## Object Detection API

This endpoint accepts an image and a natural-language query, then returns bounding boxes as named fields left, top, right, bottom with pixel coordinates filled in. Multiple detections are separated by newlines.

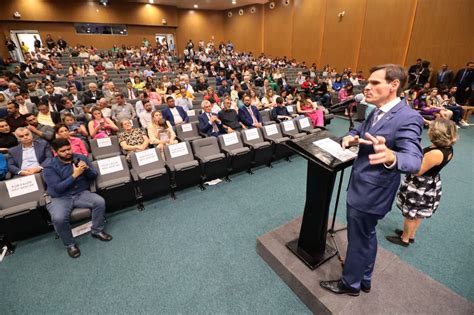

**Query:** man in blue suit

left=161, top=96, right=189, bottom=127
left=198, top=100, right=227, bottom=137
left=8, top=127, right=53, bottom=176
left=320, top=64, right=423, bottom=296
left=238, top=95, right=263, bottom=129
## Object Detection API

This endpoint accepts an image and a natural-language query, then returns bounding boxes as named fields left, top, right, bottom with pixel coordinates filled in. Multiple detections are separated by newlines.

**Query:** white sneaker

left=460, top=121, right=469, bottom=127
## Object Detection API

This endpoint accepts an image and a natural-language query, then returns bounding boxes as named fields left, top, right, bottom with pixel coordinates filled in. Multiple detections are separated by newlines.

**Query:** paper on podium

left=313, top=138, right=357, bottom=162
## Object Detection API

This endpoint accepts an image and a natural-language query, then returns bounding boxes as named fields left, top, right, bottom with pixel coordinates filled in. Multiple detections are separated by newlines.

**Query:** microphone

left=330, top=93, right=365, bottom=112
left=73, top=158, right=80, bottom=167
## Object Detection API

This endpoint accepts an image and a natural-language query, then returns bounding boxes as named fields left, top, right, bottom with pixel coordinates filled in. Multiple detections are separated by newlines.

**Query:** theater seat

left=259, top=109, right=276, bottom=126
left=164, top=142, right=202, bottom=194
left=191, top=137, right=228, bottom=182
left=296, top=117, right=324, bottom=134
left=241, top=128, right=273, bottom=168
left=91, top=155, right=135, bottom=211
left=261, top=124, right=292, bottom=161
left=280, top=120, right=307, bottom=139
left=89, top=135, right=122, bottom=160
left=218, top=132, right=253, bottom=175
left=129, top=148, right=170, bottom=201
left=0, top=174, right=45, bottom=219
left=176, top=122, right=202, bottom=141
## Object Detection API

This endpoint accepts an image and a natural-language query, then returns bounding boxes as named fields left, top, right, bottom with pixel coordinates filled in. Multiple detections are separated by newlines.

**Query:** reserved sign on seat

left=168, top=142, right=189, bottom=158
left=245, top=128, right=259, bottom=141
left=96, top=137, right=112, bottom=148
left=5, top=175, right=39, bottom=198
left=135, top=148, right=159, bottom=166
left=97, top=156, right=124, bottom=175
left=222, top=132, right=239, bottom=146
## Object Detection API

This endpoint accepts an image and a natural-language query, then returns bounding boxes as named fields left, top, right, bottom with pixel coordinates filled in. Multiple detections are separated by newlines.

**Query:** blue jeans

left=47, top=190, right=106, bottom=247
left=342, top=206, right=384, bottom=290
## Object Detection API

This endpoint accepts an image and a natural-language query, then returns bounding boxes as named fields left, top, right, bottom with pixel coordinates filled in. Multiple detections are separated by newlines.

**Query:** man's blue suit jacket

left=346, top=99, right=423, bottom=216
left=198, top=112, right=226, bottom=137
left=8, top=140, right=53, bottom=175
left=238, top=105, right=262, bottom=128
left=161, top=106, right=189, bottom=126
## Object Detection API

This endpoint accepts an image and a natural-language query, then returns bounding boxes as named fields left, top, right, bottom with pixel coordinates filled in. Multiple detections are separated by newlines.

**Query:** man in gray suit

left=59, top=98, right=86, bottom=122
left=24, top=113, right=54, bottom=142
left=435, top=64, right=454, bottom=90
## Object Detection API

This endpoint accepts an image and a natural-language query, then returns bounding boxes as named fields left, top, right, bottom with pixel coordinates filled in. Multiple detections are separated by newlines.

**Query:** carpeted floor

left=1, top=117, right=472, bottom=314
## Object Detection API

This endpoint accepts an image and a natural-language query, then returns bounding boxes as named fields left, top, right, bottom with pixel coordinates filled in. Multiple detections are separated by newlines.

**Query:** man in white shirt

left=139, top=100, right=153, bottom=129
left=349, top=73, right=360, bottom=86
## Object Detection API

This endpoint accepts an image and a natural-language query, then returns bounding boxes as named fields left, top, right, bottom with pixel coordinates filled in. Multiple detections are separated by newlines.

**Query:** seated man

left=59, top=97, right=86, bottom=122
left=270, top=97, right=298, bottom=122
left=111, top=94, right=136, bottom=123
left=83, top=82, right=104, bottom=105
left=24, top=113, right=54, bottom=142
left=238, top=95, right=263, bottom=129
left=5, top=102, right=28, bottom=132
left=161, top=96, right=189, bottom=127
left=8, top=127, right=52, bottom=176
left=218, top=97, right=245, bottom=132
left=43, top=138, right=112, bottom=258
left=199, top=100, right=227, bottom=137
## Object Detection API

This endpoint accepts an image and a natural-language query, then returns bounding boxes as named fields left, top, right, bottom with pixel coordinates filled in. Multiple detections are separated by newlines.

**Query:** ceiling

left=103, top=0, right=269, bottom=10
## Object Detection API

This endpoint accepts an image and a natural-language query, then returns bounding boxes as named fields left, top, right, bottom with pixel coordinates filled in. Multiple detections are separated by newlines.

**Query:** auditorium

left=0, top=0, right=473, bottom=313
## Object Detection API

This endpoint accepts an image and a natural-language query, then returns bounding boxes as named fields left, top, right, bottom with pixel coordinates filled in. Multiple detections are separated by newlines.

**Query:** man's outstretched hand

left=358, top=132, right=396, bottom=166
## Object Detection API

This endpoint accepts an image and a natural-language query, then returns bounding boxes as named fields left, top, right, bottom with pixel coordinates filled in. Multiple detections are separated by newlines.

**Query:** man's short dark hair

left=276, top=97, right=283, bottom=104
left=51, top=138, right=70, bottom=151
left=115, top=93, right=124, bottom=99
left=166, top=96, right=174, bottom=102
left=24, top=113, right=34, bottom=119
left=61, top=97, right=70, bottom=105
left=369, top=64, right=407, bottom=96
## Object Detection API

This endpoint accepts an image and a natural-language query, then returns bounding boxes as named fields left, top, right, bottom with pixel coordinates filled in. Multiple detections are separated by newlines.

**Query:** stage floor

left=257, top=217, right=473, bottom=314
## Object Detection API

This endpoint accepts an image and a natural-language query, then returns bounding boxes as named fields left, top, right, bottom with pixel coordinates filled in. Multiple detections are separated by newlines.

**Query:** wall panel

left=291, top=0, right=326, bottom=65
left=319, top=0, right=367, bottom=71
left=405, top=0, right=474, bottom=74
left=223, top=5, right=264, bottom=55
left=176, top=9, right=224, bottom=57
left=357, top=0, right=416, bottom=74
left=263, top=2, right=294, bottom=58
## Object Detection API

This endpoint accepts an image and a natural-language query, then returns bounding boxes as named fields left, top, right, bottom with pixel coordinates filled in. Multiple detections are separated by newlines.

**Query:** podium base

left=286, top=239, right=337, bottom=270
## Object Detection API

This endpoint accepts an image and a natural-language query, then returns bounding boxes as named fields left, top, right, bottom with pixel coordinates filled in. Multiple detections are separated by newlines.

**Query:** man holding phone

left=43, top=138, right=112, bottom=258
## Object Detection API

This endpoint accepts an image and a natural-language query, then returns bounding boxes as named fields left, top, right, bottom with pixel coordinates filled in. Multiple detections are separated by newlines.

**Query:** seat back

left=129, top=148, right=166, bottom=177
left=191, top=137, right=221, bottom=158
left=89, top=135, right=121, bottom=160
left=280, top=120, right=299, bottom=136
left=0, top=174, right=45, bottom=218
left=260, top=109, right=275, bottom=125
left=186, top=109, right=199, bottom=122
left=286, top=105, right=296, bottom=115
left=218, top=132, right=244, bottom=152
left=241, top=128, right=265, bottom=145
left=296, top=117, right=314, bottom=133
left=176, top=122, right=200, bottom=141
left=92, top=155, right=131, bottom=190
left=262, top=123, right=285, bottom=141
left=164, top=142, right=195, bottom=168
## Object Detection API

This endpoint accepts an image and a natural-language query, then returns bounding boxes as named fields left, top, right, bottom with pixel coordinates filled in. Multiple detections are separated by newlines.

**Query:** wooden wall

left=1, top=0, right=473, bottom=75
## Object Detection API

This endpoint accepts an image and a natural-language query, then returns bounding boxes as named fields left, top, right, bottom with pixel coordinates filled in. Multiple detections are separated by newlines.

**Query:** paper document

left=313, top=138, right=357, bottom=162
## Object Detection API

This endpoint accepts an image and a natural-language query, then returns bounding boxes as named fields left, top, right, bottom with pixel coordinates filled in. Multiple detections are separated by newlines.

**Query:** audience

left=24, top=113, right=54, bottom=142
left=54, top=124, right=88, bottom=156
left=161, top=96, right=189, bottom=127
left=118, top=118, right=150, bottom=156
left=37, top=102, right=61, bottom=127
left=147, top=110, right=177, bottom=155
left=199, top=100, right=227, bottom=137
left=88, top=106, right=118, bottom=139
left=0, top=118, right=18, bottom=153
left=5, top=102, right=28, bottom=131
left=218, top=97, right=245, bottom=132
left=239, top=95, right=263, bottom=129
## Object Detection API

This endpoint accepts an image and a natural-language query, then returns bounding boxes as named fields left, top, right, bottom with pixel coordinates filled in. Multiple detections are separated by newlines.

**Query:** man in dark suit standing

left=435, top=64, right=453, bottom=90
left=8, top=127, right=52, bottom=176
left=454, top=61, right=474, bottom=105
left=238, top=95, right=263, bottom=129
left=320, top=64, right=423, bottom=296
left=161, top=96, right=189, bottom=127
left=199, top=100, right=227, bottom=137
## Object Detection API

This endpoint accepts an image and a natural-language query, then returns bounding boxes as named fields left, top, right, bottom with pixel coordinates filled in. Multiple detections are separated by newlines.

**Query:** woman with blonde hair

left=387, top=119, right=458, bottom=247
left=147, top=110, right=177, bottom=156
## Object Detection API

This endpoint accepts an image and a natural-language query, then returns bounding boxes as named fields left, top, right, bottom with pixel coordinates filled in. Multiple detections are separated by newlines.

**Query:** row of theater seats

left=0, top=117, right=322, bottom=242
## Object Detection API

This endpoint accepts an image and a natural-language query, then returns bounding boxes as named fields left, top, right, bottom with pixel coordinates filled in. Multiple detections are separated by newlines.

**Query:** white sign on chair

left=168, top=142, right=189, bottom=158
left=300, top=118, right=311, bottom=129
left=135, top=148, right=159, bottom=166
left=181, top=123, right=193, bottom=132
left=222, top=132, right=239, bottom=146
left=5, top=175, right=39, bottom=198
left=96, top=137, right=112, bottom=148
left=264, top=124, right=278, bottom=136
left=97, top=156, right=124, bottom=175
left=245, top=128, right=259, bottom=141
left=282, top=120, right=295, bottom=131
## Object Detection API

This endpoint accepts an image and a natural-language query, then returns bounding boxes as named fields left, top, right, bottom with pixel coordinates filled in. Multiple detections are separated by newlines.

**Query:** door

left=10, top=30, right=42, bottom=62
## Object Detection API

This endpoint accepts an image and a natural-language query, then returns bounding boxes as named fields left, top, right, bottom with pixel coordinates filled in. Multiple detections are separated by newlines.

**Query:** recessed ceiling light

left=232, top=0, right=237, bottom=4
left=194, top=4, right=198, bottom=8
left=149, top=0, right=154, bottom=3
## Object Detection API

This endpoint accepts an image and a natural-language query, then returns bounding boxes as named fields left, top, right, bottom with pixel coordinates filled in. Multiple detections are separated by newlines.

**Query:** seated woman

left=261, top=89, right=278, bottom=109
left=87, top=106, right=119, bottom=139
left=145, top=86, right=162, bottom=107
left=332, top=76, right=343, bottom=92
left=296, top=93, right=324, bottom=127
left=425, top=88, right=453, bottom=120
left=54, top=123, right=88, bottom=156
left=133, top=76, right=145, bottom=92
left=63, top=113, right=89, bottom=141
left=338, top=83, right=355, bottom=116
left=249, top=89, right=262, bottom=109
left=118, top=119, right=150, bottom=156
left=147, top=110, right=178, bottom=156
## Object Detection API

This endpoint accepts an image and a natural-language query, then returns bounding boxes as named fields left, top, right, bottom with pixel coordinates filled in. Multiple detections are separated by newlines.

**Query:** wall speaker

left=269, top=2, right=275, bottom=9
left=250, top=6, right=256, bottom=14
left=282, top=0, right=290, bottom=6
left=228, top=11, right=233, bottom=18
left=238, top=9, right=244, bottom=15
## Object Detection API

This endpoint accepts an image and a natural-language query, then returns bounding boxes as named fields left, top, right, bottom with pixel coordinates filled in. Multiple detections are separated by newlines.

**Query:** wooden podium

left=284, top=131, right=357, bottom=269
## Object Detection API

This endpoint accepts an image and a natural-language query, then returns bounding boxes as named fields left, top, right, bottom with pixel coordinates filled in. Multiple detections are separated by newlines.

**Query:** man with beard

left=43, top=138, right=112, bottom=258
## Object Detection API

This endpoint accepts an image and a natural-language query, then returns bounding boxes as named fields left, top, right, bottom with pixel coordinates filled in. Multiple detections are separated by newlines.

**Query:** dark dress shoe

left=361, top=282, right=371, bottom=293
left=91, top=231, right=113, bottom=241
left=386, top=235, right=409, bottom=247
left=395, top=229, right=415, bottom=243
left=320, top=280, right=360, bottom=296
left=67, top=245, right=81, bottom=258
